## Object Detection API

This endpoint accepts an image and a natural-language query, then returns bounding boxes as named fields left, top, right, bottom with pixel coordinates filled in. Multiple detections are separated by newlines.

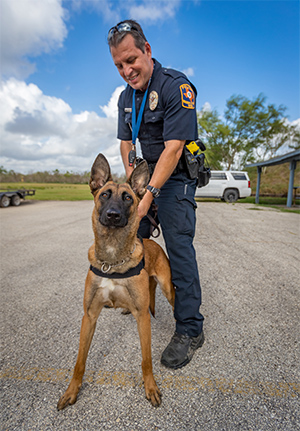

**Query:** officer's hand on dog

left=138, top=191, right=153, bottom=219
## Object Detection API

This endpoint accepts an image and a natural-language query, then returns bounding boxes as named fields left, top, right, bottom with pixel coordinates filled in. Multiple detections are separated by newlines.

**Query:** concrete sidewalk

left=0, top=201, right=299, bottom=430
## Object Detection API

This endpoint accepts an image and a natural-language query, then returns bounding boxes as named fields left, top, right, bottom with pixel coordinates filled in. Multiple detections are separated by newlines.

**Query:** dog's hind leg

left=155, top=257, right=175, bottom=309
left=145, top=240, right=175, bottom=309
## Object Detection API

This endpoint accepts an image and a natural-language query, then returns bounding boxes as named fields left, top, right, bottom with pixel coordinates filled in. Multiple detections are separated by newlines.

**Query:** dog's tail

left=149, top=277, right=157, bottom=317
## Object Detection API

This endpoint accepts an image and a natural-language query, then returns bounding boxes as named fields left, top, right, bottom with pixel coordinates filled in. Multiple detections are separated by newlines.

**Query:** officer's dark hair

left=108, top=20, right=147, bottom=53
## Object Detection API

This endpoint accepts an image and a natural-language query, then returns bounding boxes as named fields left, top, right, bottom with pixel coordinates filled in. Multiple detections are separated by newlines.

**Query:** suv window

left=231, top=173, right=247, bottom=180
left=211, top=172, right=227, bottom=180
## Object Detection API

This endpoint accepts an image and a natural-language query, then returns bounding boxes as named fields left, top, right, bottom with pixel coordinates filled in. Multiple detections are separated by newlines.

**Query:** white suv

left=195, top=171, right=251, bottom=202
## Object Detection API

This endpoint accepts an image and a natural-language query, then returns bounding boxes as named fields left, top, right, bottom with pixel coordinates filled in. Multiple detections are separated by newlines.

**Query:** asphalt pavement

left=0, top=200, right=299, bottom=431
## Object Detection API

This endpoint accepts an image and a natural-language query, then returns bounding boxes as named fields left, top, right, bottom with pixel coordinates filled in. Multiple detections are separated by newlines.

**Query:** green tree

left=197, top=109, right=228, bottom=170
left=198, top=94, right=300, bottom=170
left=0, top=166, right=8, bottom=174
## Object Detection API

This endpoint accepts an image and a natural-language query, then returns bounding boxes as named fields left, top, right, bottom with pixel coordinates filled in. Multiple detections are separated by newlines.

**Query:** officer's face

left=110, top=34, right=153, bottom=91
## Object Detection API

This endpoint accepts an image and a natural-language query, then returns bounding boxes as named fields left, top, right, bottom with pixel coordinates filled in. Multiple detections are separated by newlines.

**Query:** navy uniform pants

left=138, top=172, right=204, bottom=337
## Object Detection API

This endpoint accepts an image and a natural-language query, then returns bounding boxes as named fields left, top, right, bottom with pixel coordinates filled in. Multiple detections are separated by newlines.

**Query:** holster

left=182, top=145, right=211, bottom=188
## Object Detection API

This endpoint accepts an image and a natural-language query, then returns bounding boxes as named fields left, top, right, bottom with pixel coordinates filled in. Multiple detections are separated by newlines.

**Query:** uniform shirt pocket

left=125, top=112, right=132, bottom=126
left=143, top=110, right=164, bottom=139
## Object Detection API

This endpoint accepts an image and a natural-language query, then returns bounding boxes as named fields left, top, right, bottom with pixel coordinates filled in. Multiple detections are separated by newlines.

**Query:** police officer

left=108, top=20, right=204, bottom=369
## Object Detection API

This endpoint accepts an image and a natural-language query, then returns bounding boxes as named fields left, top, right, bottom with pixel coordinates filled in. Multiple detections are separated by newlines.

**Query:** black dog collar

left=90, top=257, right=145, bottom=279
left=89, top=235, right=145, bottom=279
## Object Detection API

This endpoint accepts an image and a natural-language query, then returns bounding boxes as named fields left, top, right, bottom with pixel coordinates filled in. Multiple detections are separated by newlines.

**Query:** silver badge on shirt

left=149, top=91, right=159, bottom=111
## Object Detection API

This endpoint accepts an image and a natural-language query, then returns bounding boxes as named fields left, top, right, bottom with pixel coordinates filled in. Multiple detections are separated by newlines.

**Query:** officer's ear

left=128, top=160, right=150, bottom=199
left=144, top=42, right=152, bottom=58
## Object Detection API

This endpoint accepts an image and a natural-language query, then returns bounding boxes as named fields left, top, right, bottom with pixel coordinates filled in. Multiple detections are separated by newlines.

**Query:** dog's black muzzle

left=99, top=206, right=128, bottom=228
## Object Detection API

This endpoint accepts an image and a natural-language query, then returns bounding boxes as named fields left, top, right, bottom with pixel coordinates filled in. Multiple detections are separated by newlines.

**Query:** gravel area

left=0, top=200, right=299, bottom=430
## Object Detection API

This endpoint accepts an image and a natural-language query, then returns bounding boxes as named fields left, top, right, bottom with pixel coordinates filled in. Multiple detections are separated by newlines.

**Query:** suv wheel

left=224, top=189, right=238, bottom=203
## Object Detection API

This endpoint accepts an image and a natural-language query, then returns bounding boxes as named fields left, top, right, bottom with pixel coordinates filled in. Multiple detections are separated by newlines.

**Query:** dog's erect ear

left=128, top=160, right=150, bottom=199
left=89, top=154, right=113, bottom=195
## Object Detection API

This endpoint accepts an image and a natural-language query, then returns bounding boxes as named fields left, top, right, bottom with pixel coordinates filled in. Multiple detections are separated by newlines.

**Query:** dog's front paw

left=57, top=385, right=80, bottom=410
left=145, top=384, right=162, bottom=407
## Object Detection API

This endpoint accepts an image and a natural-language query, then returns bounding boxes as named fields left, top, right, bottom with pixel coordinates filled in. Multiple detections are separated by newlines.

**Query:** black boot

left=161, top=331, right=204, bottom=369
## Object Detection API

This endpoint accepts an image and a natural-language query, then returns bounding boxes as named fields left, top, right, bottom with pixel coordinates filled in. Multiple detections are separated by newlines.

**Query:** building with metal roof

left=246, top=149, right=300, bottom=207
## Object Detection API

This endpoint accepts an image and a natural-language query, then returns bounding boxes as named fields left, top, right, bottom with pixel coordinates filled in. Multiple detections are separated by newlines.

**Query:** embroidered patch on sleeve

left=180, top=84, right=195, bottom=109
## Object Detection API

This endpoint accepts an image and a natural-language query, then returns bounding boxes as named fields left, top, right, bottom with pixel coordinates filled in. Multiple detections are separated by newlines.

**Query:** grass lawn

left=1, top=183, right=299, bottom=213
left=196, top=196, right=300, bottom=213
left=0, top=183, right=93, bottom=201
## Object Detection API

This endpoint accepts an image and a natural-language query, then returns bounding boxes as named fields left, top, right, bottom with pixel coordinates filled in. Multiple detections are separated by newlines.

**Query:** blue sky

left=0, top=0, right=299, bottom=174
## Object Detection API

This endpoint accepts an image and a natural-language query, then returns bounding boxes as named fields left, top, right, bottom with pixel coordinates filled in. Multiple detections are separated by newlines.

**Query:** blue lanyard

left=131, top=63, right=154, bottom=146
left=132, top=87, right=149, bottom=146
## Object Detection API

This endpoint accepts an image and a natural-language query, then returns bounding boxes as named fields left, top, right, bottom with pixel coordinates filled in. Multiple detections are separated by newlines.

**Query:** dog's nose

left=106, top=208, right=121, bottom=221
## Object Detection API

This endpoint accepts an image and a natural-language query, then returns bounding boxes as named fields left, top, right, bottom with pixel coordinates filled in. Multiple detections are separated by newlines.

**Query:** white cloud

left=0, top=79, right=125, bottom=174
left=65, top=0, right=181, bottom=24
left=202, top=102, right=212, bottom=112
left=182, top=67, right=195, bottom=78
left=100, top=86, right=125, bottom=119
left=198, top=102, right=212, bottom=118
left=0, top=0, right=199, bottom=176
left=0, top=0, right=68, bottom=78
left=291, top=118, right=300, bottom=129
left=0, top=0, right=183, bottom=79
left=128, top=0, right=181, bottom=22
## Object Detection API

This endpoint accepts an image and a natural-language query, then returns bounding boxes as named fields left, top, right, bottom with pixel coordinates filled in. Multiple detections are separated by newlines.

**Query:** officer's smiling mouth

left=127, top=74, right=139, bottom=83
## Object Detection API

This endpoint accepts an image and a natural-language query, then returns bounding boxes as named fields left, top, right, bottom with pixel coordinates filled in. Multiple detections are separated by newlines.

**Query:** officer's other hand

left=138, top=191, right=153, bottom=220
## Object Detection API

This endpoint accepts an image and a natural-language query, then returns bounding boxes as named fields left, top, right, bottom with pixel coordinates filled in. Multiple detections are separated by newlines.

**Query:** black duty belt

left=148, top=159, right=186, bottom=177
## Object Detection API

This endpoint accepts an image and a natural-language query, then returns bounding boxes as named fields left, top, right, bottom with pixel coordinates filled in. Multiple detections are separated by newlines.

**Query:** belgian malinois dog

left=57, top=154, right=175, bottom=410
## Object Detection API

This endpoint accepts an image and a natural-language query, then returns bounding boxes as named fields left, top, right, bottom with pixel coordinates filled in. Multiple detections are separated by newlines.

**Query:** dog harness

left=89, top=235, right=145, bottom=279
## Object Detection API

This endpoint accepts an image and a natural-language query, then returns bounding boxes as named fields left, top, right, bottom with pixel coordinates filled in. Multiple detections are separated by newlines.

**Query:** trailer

left=0, top=189, right=36, bottom=208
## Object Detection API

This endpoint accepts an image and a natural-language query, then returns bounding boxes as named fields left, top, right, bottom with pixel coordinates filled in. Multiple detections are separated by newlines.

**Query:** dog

left=57, top=154, right=175, bottom=410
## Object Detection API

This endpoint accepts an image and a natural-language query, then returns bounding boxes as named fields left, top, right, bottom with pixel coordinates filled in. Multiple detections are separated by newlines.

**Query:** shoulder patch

left=179, top=84, right=195, bottom=109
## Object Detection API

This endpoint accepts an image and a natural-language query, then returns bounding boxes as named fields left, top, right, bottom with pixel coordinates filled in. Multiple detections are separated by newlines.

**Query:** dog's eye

left=100, top=190, right=111, bottom=199
left=123, top=193, right=133, bottom=203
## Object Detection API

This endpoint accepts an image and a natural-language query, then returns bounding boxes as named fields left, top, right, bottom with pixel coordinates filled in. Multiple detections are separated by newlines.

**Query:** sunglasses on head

left=108, top=22, right=145, bottom=42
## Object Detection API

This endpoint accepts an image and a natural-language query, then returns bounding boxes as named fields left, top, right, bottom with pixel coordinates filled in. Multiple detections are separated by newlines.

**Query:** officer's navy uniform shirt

left=117, top=59, right=198, bottom=163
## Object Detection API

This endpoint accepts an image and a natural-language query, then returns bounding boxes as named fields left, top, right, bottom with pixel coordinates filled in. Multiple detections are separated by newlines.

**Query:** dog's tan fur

left=57, top=154, right=175, bottom=410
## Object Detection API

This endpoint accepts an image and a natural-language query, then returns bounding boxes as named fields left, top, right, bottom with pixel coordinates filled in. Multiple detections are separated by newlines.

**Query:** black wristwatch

left=146, top=185, right=161, bottom=198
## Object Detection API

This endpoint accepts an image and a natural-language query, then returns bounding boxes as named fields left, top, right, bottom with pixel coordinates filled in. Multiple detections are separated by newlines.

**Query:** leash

left=147, top=203, right=160, bottom=238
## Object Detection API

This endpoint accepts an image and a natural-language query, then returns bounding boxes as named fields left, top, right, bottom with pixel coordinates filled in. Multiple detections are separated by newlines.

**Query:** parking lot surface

left=0, top=200, right=299, bottom=430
